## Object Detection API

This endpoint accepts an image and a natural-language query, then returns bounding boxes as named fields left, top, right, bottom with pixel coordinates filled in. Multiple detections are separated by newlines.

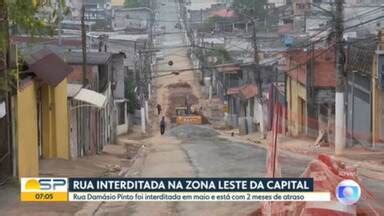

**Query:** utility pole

left=57, top=0, right=63, bottom=46
left=253, top=19, right=260, bottom=88
left=334, top=0, right=346, bottom=155
left=81, top=1, right=87, bottom=86
left=200, top=9, right=205, bottom=84
left=80, top=0, right=88, bottom=155
left=138, top=50, right=146, bottom=134
left=249, top=7, right=264, bottom=134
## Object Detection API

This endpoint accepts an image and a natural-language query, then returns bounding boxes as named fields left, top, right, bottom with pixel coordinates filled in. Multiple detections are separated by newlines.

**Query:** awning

left=114, top=98, right=128, bottom=103
left=67, top=84, right=82, bottom=98
left=227, top=87, right=241, bottom=95
left=239, top=84, right=258, bottom=99
left=227, top=84, right=258, bottom=99
left=216, top=63, right=241, bottom=74
left=73, top=88, right=107, bottom=108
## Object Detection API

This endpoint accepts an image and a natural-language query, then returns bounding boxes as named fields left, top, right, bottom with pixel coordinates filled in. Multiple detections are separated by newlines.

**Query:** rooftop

left=187, top=0, right=222, bottom=11
left=12, top=36, right=82, bottom=47
left=209, top=8, right=235, bottom=18
left=62, top=52, right=112, bottom=65
left=108, top=34, right=149, bottom=41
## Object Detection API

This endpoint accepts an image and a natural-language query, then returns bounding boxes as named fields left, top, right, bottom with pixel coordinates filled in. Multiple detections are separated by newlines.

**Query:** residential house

left=84, top=0, right=113, bottom=30
left=186, top=2, right=225, bottom=27
left=15, top=48, right=72, bottom=177
left=216, top=64, right=241, bottom=126
left=292, top=0, right=311, bottom=17
left=220, top=59, right=280, bottom=134
left=240, top=60, right=281, bottom=134
left=207, top=8, right=248, bottom=33
left=305, top=2, right=383, bottom=37
left=108, top=34, right=148, bottom=82
left=112, top=8, right=152, bottom=32
left=64, top=51, right=113, bottom=158
left=284, top=47, right=336, bottom=142
left=186, top=2, right=227, bottom=42
left=268, top=0, right=287, bottom=7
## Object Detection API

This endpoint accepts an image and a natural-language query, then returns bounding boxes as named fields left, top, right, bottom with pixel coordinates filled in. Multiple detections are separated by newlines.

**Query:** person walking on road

left=156, top=104, right=162, bottom=115
left=160, top=116, right=166, bottom=135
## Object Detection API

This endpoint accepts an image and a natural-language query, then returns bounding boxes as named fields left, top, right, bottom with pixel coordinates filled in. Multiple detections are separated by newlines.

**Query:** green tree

left=231, top=0, right=267, bottom=20
left=124, top=0, right=143, bottom=8
left=124, top=78, right=137, bottom=114
left=206, top=46, right=232, bottom=65
left=0, top=0, right=64, bottom=95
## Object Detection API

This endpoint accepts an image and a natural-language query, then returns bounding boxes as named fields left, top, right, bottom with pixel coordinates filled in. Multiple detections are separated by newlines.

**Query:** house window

left=117, top=103, right=125, bottom=125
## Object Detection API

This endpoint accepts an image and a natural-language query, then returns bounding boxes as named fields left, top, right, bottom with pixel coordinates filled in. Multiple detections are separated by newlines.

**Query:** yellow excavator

left=173, top=96, right=203, bottom=125
left=175, top=106, right=203, bottom=125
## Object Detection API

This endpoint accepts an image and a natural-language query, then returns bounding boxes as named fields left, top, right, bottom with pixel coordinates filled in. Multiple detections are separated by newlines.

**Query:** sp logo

left=39, top=179, right=66, bottom=190
left=22, top=178, right=68, bottom=192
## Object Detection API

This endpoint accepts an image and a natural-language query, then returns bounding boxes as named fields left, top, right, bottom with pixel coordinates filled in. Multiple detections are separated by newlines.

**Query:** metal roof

left=187, top=2, right=218, bottom=11
left=62, top=51, right=112, bottom=65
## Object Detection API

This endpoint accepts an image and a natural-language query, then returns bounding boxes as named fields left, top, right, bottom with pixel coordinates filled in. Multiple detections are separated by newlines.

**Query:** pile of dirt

left=166, top=82, right=191, bottom=89
left=166, top=83, right=199, bottom=119
left=166, top=92, right=199, bottom=118
left=167, top=125, right=219, bottom=139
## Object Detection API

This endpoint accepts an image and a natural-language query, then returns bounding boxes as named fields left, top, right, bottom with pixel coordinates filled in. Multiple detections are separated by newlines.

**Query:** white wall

left=268, top=0, right=287, bottom=7
left=116, top=102, right=129, bottom=135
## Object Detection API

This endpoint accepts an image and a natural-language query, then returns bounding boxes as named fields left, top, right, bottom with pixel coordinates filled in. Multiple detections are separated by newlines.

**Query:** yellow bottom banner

left=21, top=192, right=68, bottom=202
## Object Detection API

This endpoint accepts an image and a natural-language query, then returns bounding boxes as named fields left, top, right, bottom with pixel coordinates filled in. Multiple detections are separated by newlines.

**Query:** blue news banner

left=67, top=178, right=331, bottom=202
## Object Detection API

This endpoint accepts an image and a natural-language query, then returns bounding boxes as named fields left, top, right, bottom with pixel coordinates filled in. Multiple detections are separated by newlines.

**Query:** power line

left=344, top=5, right=384, bottom=23
left=345, top=14, right=384, bottom=31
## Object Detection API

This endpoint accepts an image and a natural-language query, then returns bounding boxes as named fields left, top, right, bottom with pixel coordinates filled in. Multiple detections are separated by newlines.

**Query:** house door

left=37, top=94, right=43, bottom=158
left=346, top=73, right=371, bottom=147
left=69, top=108, right=78, bottom=159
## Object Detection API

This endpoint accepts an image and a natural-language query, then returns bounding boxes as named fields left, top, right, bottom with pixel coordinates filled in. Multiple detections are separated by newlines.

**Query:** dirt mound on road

left=167, top=125, right=219, bottom=139
left=165, top=81, right=200, bottom=119
left=166, top=82, right=191, bottom=89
